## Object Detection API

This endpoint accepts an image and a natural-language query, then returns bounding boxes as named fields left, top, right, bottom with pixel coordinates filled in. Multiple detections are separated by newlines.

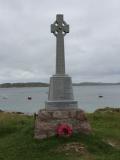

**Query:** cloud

left=0, top=0, right=120, bottom=83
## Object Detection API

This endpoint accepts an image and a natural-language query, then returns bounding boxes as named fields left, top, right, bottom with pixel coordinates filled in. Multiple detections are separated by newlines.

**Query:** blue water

left=0, top=85, right=120, bottom=113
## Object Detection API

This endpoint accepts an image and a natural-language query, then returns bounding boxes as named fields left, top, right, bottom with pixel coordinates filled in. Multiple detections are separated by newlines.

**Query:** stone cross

left=45, top=14, right=78, bottom=110
left=51, top=14, right=69, bottom=75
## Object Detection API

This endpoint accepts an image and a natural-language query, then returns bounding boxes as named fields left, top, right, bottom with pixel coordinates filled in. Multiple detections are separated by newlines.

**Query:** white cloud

left=0, top=0, right=120, bottom=83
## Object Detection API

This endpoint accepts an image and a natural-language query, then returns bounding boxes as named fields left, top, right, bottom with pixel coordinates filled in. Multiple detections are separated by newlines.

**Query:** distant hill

left=0, top=82, right=120, bottom=88
left=73, top=82, right=120, bottom=86
left=0, top=82, right=49, bottom=88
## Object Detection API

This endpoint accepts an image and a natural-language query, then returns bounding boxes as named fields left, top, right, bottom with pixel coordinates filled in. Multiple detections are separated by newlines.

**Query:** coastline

left=0, top=82, right=120, bottom=88
left=0, top=109, right=33, bottom=116
left=1, top=107, right=120, bottom=115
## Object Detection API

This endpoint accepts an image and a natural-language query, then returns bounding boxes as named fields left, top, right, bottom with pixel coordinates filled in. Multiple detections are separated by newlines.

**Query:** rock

left=52, top=111, right=63, bottom=119
left=56, top=142, right=86, bottom=154
left=69, top=110, right=76, bottom=118
left=61, top=111, right=69, bottom=119
left=77, top=121, right=92, bottom=134
left=47, top=131, right=56, bottom=137
left=38, top=110, right=52, bottom=121
left=76, top=110, right=87, bottom=121
left=35, top=133, right=47, bottom=139
left=36, top=121, right=51, bottom=131
left=52, top=111, right=69, bottom=119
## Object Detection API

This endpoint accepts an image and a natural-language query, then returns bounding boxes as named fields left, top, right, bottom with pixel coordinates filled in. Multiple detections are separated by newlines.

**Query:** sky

left=0, top=0, right=120, bottom=83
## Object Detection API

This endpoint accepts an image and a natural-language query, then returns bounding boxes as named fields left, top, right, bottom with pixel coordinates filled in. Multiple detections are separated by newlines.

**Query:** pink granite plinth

left=34, top=109, right=92, bottom=139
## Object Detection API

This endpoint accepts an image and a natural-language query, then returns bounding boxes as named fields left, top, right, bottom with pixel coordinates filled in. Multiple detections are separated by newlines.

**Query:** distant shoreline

left=73, top=82, right=120, bottom=86
left=0, top=82, right=49, bottom=88
left=0, top=82, right=120, bottom=88
left=0, top=107, right=120, bottom=115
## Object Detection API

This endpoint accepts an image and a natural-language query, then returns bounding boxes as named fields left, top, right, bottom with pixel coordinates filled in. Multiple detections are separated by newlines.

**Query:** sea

left=0, top=85, right=120, bottom=113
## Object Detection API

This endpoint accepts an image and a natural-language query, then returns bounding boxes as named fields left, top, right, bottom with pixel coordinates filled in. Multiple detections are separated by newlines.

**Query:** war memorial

left=35, top=14, right=91, bottom=139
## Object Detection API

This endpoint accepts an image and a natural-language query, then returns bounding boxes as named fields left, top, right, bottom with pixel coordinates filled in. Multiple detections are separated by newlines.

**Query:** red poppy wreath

left=56, top=123, right=73, bottom=137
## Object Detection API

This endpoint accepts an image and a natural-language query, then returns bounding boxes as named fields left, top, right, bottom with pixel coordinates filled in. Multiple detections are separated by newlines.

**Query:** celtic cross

left=51, top=14, right=69, bottom=75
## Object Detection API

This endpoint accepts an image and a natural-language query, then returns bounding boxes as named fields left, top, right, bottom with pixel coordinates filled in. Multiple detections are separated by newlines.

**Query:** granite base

left=34, top=109, right=92, bottom=139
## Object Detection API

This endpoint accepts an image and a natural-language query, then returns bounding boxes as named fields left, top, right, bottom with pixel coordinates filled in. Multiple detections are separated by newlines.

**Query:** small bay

left=0, top=85, right=120, bottom=113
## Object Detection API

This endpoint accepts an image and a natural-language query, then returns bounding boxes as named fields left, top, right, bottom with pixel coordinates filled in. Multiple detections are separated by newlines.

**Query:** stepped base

left=45, top=100, right=78, bottom=110
left=46, top=75, right=78, bottom=110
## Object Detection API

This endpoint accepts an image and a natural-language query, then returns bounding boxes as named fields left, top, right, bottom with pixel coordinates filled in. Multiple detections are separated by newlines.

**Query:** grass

left=0, top=110, right=120, bottom=160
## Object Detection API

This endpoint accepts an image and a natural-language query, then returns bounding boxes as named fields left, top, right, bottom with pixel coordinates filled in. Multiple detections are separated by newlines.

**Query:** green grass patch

left=0, top=111, right=120, bottom=160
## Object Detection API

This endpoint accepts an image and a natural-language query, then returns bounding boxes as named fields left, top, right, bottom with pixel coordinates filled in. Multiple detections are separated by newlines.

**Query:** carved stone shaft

left=56, top=34, right=65, bottom=74
left=51, top=14, right=69, bottom=75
